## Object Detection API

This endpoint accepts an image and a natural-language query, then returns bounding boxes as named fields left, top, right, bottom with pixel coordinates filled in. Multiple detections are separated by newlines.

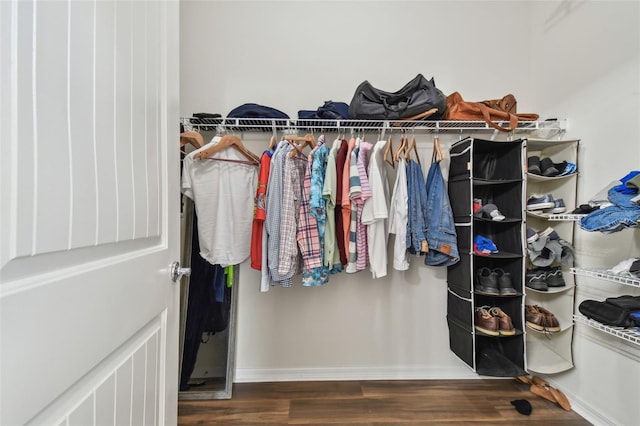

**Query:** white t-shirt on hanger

left=362, top=140, right=391, bottom=278
left=182, top=136, right=258, bottom=267
left=388, top=157, right=410, bottom=271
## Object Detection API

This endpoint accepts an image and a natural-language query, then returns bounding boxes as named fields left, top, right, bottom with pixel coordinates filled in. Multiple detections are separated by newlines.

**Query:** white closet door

left=0, top=1, right=180, bottom=425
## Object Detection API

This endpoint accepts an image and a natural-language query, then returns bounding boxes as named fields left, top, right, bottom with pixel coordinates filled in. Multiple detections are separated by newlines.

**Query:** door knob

left=170, top=261, right=191, bottom=282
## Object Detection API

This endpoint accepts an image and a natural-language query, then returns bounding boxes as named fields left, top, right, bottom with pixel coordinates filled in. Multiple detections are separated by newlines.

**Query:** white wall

left=180, top=0, right=537, bottom=118
left=529, top=2, right=640, bottom=426
left=180, top=0, right=536, bottom=382
left=180, top=0, right=640, bottom=424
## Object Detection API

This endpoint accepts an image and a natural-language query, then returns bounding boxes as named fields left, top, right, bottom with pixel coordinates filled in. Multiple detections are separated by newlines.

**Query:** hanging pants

left=180, top=211, right=228, bottom=391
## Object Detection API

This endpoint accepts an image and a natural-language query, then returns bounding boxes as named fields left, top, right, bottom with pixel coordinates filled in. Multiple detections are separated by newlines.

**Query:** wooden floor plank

left=178, top=380, right=591, bottom=425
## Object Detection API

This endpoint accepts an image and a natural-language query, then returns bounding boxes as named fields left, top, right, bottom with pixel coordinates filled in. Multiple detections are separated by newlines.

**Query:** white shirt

left=182, top=136, right=258, bottom=267
left=362, top=140, right=390, bottom=278
left=388, top=157, right=410, bottom=271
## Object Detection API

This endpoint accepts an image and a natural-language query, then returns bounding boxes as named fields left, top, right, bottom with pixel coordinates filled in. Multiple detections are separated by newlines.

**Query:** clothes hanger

left=268, top=126, right=279, bottom=151
left=383, top=135, right=395, bottom=168
left=282, top=133, right=316, bottom=158
left=194, top=134, right=260, bottom=164
left=432, top=135, right=444, bottom=163
left=268, top=135, right=278, bottom=151
left=393, top=133, right=407, bottom=162
left=180, top=131, right=204, bottom=150
left=405, top=134, right=421, bottom=165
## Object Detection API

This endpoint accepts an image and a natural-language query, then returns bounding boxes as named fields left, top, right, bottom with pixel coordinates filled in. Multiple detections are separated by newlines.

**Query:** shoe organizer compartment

left=473, top=181, right=523, bottom=221
left=472, top=221, right=522, bottom=257
left=526, top=326, right=574, bottom=374
left=525, top=138, right=579, bottom=171
left=455, top=225, right=471, bottom=253
left=447, top=287, right=473, bottom=331
left=449, top=180, right=471, bottom=222
left=473, top=295, right=524, bottom=333
left=471, top=139, right=523, bottom=181
left=447, top=253, right=472, bottom=293
left=447, top=317, right=474, bottom=369
left=448, top=138, right=472, bottom=181
left=525, top=290, right=575, bottom=332
left=473, top=257, right=524, bottom=294
left=474, top=336, right=526, bottom=377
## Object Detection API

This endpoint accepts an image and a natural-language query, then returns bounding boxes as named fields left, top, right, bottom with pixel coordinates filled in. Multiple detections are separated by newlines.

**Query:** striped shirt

left=355, top=141, right=373, bottom=271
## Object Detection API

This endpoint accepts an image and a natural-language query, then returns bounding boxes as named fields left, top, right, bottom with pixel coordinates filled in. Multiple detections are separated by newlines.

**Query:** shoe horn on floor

left=529, top=376, right=572, bottom=411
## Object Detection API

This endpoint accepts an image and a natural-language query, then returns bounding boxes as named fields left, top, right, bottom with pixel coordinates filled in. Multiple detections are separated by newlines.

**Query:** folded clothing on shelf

left=473, top=200, right=505, bottom=221
left=474, top=235, right=498, bottom=255
left=298, top=101, right=350, bottom=121
left=227, top=103, right=290, bottom=119
left=607, top=257, right=640, bottom=278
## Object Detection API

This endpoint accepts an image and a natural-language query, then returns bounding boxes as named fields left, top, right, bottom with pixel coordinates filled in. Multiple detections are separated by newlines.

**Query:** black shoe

left=526, top=269, right=548, bottom=291
left=545, top=267, right=566, bottom=287
left=476, top=267, right=500, bottom=295
left=494, top=268, right=518, bottom=296
left=541, top=157, right=560, bottom=177
left=528, top=156, right=541, bottom=175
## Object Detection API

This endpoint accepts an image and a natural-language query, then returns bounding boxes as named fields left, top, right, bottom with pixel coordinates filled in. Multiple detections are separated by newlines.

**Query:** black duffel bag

left=348, top=74, right=447, bottom=120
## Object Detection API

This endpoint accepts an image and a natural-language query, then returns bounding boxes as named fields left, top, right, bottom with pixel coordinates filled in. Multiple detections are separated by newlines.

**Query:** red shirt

left=250, top=151, right=272, bottom=270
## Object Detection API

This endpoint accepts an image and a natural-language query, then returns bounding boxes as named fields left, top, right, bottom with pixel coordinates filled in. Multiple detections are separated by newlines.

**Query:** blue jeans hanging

left=424, top=158, right=459, bottom=267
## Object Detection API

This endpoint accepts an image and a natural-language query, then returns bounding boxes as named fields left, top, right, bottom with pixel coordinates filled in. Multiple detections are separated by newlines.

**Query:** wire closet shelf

left=180, top=117, right=566, bottom=135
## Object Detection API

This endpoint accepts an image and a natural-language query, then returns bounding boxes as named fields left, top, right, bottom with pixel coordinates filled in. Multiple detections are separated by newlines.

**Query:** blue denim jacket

left=580, top=187, right=640, bottom=233
left=406, top=160, right=429, bottom=254
left=424, top=160, right=459, bottom=266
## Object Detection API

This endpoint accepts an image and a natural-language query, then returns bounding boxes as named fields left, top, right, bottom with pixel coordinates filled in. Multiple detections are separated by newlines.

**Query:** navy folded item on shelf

left=317, top=101, right=349, bottom=119
left=227, top=103, right=289, bottom=119
left=193, top=112, right=222, bottom=119
left=298, top=101, right=350, bottom=123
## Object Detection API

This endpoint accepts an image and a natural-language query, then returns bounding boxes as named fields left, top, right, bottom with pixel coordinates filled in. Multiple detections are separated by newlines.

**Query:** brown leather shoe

left=526, top=305, right=560, bottom=332
left=474, top=306, right=499, bottom=336
left=490, top=307, right=516, bottom=336
left=536, top=305, right=561, bottom=332
left=525, top=305, right=546, bottom=331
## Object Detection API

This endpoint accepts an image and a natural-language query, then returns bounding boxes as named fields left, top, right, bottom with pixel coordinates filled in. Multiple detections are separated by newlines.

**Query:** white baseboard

left=235, top=366, right=482, bottom=383
left=545, top=378, right=615, bottom=426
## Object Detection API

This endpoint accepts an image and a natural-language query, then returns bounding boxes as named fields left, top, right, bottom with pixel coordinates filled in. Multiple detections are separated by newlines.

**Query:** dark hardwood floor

left=178, top=379, right=591, bottom=425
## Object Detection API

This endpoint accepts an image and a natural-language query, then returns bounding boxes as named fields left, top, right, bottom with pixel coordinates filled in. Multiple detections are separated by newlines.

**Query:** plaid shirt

left=277, top=151, right=306, bottom=278
left=297, top=146, right=323, bottom=270
left=266, top=143, right=294, bottom=287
